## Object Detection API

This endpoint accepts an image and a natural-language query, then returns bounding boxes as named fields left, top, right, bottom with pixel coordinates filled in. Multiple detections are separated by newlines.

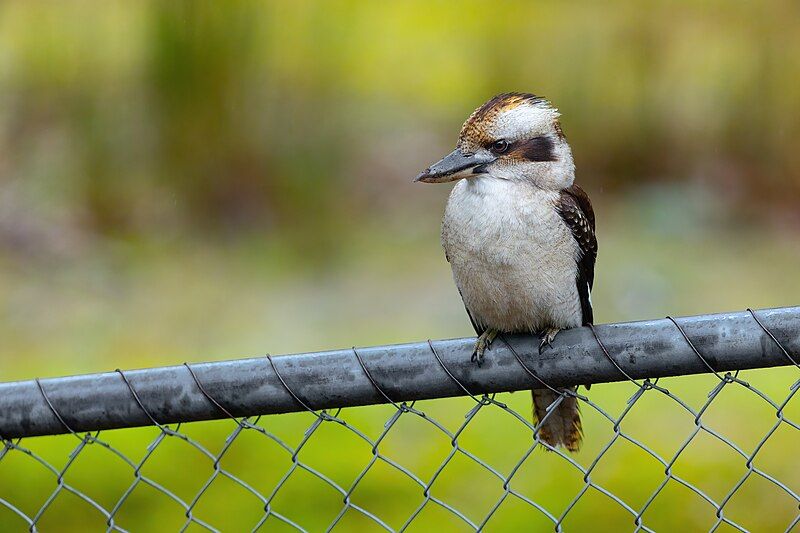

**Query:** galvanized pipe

left=1, top=307, right=798, bottom=439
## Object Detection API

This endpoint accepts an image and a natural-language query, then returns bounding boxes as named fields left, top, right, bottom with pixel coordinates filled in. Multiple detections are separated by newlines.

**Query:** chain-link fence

left=1, top=307, right=798, bottom=532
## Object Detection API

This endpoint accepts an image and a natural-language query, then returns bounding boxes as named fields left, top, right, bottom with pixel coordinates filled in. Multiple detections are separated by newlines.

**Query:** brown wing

left=557, top=184, right=597, bottom=325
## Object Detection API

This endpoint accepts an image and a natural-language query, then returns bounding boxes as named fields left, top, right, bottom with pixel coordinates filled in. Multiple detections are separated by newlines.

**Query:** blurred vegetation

left=1, top=1, right=799, bottom=531
left=1, top=0, right=799, bottom=259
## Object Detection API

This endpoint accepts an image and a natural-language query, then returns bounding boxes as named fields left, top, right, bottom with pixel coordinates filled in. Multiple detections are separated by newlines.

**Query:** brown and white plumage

left=416, top=93, right=597, bottom=452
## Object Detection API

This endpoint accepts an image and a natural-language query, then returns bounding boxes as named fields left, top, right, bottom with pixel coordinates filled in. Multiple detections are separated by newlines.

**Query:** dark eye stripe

left=517, top=135, right=557, bottom=162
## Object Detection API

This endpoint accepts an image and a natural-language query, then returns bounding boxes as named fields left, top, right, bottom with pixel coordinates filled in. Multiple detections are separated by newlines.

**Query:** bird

left=414, top=92, right=597, bottom=452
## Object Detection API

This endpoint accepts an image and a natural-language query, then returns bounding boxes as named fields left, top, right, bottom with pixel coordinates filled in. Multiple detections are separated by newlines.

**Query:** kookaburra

left=415, top=93, right=597, bottom=452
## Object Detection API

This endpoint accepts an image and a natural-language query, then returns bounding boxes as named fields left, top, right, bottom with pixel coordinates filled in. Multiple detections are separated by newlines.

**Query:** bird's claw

left=471, top=329, right=498, bottom=367
left=538, top=338, right=551, bottom=355
left=538, top=328, right=561, bottom=355
left=471, top=337, right=488, bottom=366
left=471, top=346, right=484, bottom=366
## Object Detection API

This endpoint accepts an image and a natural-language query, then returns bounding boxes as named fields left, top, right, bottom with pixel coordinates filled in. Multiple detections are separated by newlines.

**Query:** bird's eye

left=491, top=139, right=510, bottom=154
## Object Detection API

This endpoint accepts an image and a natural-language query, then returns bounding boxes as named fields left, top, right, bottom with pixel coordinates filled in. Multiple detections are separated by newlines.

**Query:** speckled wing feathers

left=556, top=184, right=597, bottom=326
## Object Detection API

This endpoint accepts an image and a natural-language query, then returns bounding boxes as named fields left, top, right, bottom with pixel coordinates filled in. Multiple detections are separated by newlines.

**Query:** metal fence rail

left=1, top=306, right=799, bottom=532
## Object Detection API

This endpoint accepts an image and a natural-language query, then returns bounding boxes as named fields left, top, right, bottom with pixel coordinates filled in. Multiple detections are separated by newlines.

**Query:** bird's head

left=415, top=92, right=575, bottom=190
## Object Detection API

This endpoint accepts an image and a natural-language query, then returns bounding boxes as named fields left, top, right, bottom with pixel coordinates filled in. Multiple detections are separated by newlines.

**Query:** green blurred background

left=1, top=1, right=799, bottom=531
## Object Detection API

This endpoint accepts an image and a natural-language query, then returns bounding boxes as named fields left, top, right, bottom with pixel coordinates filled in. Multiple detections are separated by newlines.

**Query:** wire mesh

left=1, top=308, right=798, bottom=532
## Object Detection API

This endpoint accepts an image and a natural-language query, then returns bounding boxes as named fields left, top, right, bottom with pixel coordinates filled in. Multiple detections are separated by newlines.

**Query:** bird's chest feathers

left=443, top=179, right=573, bottom=266
left=441, top=178, right=581, bottom=331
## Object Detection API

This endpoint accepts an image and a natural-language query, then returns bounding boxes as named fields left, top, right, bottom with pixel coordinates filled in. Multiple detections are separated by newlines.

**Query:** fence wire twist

left=1, top=308, right=798, bottom=532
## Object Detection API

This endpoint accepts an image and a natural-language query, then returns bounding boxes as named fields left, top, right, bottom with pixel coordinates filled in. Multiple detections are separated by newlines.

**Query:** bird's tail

left=531, top=388, right=582, bottom=452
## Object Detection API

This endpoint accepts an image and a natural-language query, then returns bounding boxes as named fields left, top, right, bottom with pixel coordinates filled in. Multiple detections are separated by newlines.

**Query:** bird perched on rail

left=415, top=93, right=597, bottom=452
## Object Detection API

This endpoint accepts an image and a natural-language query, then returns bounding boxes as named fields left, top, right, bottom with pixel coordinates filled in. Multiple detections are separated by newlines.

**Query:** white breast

left=441, top=177, right=582, bottom=333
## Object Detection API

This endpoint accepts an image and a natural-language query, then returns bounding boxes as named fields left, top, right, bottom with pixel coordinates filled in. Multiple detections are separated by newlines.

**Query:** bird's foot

left=539, top=328, right=561, bottom=355
left=471, top=328, right=498, bottom=366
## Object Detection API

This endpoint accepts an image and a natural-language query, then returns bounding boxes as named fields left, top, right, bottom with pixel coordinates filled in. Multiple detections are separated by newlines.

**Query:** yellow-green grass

left=1, top=207, right=799, bottom=531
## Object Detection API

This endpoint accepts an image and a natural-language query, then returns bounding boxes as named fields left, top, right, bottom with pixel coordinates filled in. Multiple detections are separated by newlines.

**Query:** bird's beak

left=414, top=148, right=495, bottom=183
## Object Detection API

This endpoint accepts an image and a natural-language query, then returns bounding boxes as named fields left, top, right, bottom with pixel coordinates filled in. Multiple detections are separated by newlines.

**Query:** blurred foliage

left=1, top=0, right=799, bottom=257
left=1, top=1, right=800, bottom=531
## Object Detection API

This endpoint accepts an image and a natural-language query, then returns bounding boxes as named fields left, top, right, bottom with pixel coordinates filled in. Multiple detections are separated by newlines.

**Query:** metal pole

left=1, top=307, right=798, bottom=439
